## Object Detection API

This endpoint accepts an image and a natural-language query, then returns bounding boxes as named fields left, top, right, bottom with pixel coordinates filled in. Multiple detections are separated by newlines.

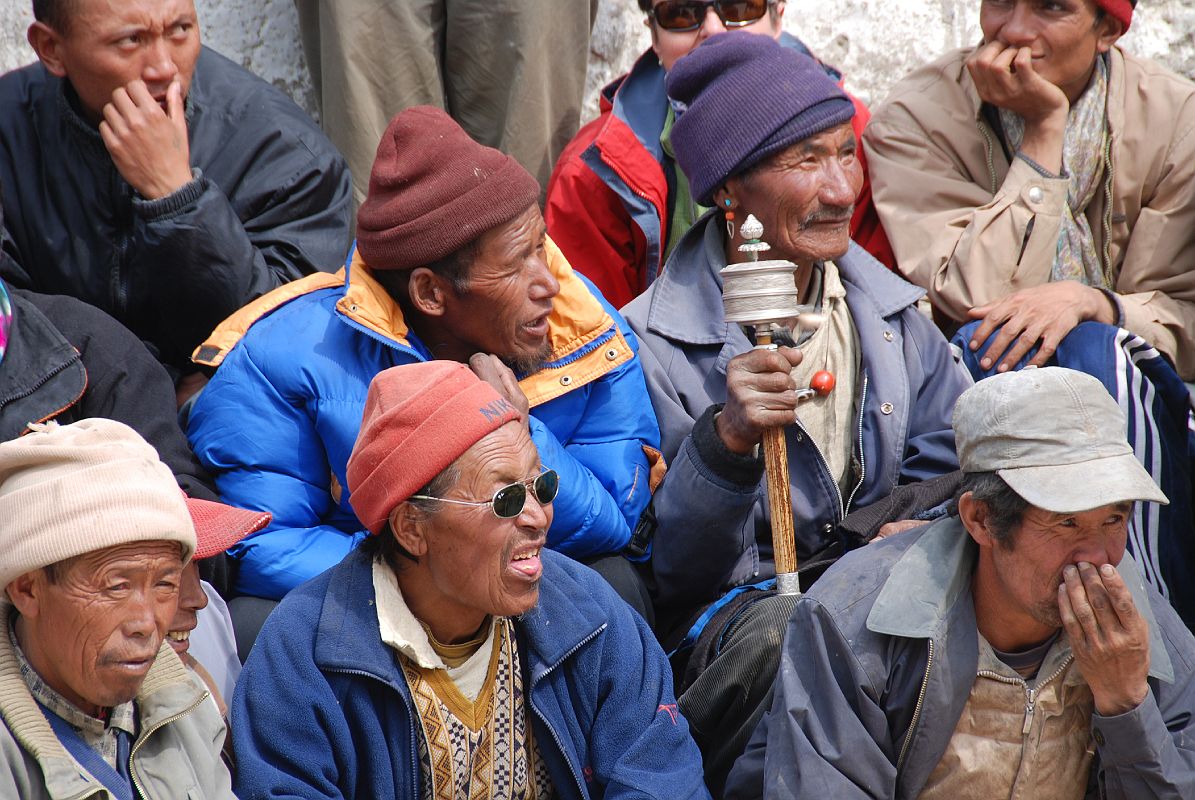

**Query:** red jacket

left=546, top=36, right=894, bottom=310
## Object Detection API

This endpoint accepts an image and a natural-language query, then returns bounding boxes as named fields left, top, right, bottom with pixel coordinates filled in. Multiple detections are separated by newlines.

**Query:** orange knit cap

left=346, top=362, right=521, bottom=534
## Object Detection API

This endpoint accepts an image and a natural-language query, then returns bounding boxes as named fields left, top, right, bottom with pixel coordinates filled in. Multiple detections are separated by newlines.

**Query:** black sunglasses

left=411, top=469, right=559, bottom=519
left=649, top=0, right=774, bottom=32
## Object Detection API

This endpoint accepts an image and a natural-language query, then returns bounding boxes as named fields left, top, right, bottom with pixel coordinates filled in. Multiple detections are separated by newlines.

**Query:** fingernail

left=980, top=358, right=991, bottom=368
left=1064, top=565, right=1078, bottom=579
left=1100, top=564, right=1115, bottom=577
left=970, top=340, right=979, bottom=351
left=997, top=363, right=1008, bottom=373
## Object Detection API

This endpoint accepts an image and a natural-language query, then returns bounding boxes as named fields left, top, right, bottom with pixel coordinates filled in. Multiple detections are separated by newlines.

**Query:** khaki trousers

left=295, top=0, right=598, bottom=206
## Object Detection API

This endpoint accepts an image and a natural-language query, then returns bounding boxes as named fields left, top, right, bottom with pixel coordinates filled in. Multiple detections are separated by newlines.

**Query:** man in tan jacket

left=864, top=0, right=1195, bottom=381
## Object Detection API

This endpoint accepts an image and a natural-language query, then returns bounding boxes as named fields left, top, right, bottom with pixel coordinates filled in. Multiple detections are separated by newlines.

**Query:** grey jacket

left=622, top=215, right=969, bottom=609
left=0, top=619, right=235, bottom=800
left=725, top=518, right=1195, bottom=799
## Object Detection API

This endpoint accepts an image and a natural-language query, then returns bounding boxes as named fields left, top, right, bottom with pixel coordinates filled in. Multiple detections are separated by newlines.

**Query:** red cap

left=1095, top=0, right=1133, bottom=31
left=185, top=496, right=271, bottom=560
left=346, top=362, right=521, bottom=535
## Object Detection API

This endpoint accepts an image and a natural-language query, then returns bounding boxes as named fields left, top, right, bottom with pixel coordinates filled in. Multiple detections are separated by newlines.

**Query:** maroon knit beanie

left=346, top=361, right=521, bottom=534
left=356, top=106, right=541, bottom=270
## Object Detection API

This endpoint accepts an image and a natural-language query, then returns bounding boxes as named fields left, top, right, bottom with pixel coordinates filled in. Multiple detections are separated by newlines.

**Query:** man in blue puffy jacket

left=187, top=107, right=662, bottom=624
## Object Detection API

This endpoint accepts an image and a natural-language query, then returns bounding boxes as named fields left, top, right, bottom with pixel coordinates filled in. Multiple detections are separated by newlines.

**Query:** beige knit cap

left=0, top=419, right=196, bottom=596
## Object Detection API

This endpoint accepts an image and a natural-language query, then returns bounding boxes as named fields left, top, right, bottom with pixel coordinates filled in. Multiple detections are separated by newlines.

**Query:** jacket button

left=822, top=523, right=834, bottom=536
left=1093, top=728, right=1106, bottom=747
left=605, top=348, right=619, bottom=361
left=559, top=375, right=573, bottom=386
left=349, top=304, right=358, bottom=312
left=880, top=402, right=894, bottom=415
left=1028, top=186, right=1044, bottom=204
left=883, top=330, right=894, bottom=342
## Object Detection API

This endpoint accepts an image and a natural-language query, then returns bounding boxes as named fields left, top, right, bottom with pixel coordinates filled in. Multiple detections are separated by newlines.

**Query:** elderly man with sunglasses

left=231, top=361, right=711, bottom=800
left=546, top=0, right=892, bottom=310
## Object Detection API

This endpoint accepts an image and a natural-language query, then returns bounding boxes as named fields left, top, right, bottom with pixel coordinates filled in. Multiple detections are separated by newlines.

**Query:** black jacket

left=0, top=47, right=352, bottom=369
left=0, top=285, right=216, bottom=502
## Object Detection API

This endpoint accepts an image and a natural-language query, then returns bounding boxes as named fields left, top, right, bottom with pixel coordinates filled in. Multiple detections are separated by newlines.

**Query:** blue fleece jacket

left=231, top=547, right=712, bottom=800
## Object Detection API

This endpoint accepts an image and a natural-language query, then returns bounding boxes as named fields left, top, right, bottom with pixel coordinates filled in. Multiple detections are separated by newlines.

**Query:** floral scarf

left=999, top=55, right=1110, bottom=287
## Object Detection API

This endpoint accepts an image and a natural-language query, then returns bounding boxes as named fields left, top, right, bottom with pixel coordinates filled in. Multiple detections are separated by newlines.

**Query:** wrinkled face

left=979, top=0, right=1121, bottom=104
left=414, top=422, right=552, bottom=628
left=11, top=541, right=183, bottom=715
left=445, top=205, right=560, bottom=375
left=648, top=0, right=784, bottom=72
left=166, top=560, right=208, bottom=658
left=726, top=122, right=861, bottom=267
left=36, top=0, right=201, bottom=123
left=985, top=502, right=1131, bottom=632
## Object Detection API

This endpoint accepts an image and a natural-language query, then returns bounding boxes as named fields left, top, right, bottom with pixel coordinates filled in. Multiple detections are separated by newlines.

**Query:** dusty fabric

left=918, top=635, right=1094, bottom=800
left=788, top=260, right=860, bottom=492
left=400, top=618, right=554, bottom=800
left=294, top=0, right=596, bottom=206
left=999, top=56, right=1109, bottom=287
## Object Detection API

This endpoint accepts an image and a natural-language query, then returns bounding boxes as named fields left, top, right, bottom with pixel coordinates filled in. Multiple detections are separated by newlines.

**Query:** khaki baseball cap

left=952, top=367, right=1168, bottom=513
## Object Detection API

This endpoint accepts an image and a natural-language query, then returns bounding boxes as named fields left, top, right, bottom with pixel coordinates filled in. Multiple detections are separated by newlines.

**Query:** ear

left=1094, top=14, right=1124, bottom=54
left=406, top=268, right=451, bottom=319
left=772, top=1, right=787, bottom=24
left=389, top=504, right=430, bottom=559
left=27, top=22, right=68, bottom=78
left=958, top=492, right=994, bottom=549
left=5, top=571, right=43, bottom=619
left=711, top=182, right=740, bottom=214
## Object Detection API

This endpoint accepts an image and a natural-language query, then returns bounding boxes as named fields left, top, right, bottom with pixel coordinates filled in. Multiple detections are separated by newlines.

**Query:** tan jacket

left=0, top=623, right=235, bottom=800
left=864, top=46, right=1195, bottom=379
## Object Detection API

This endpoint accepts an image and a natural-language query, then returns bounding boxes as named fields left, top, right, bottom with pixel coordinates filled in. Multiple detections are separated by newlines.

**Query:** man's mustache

left=799, top=205, right=854, bottom=230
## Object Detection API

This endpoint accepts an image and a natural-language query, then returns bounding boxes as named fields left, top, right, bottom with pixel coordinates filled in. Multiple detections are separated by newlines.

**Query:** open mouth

left=509, top=547, right=543, bottom=579
left=166, top=629, right=192, bottom=654
left=523, top=315, right=550, bottom=338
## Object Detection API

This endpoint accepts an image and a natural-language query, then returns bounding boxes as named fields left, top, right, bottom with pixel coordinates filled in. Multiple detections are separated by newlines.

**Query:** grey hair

left=953, top=471, right=1030, bottom=548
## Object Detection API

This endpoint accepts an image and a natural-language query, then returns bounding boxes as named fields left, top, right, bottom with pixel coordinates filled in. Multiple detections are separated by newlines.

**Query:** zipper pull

left=1022, top=688, right=1036, bottom=735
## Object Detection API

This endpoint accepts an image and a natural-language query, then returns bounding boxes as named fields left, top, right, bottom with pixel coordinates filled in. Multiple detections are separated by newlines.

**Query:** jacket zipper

left=794, top=417, right=845, bottom=522
left=0, top=355, right=77, bottom=409
left=843, top=373, right=869, bottom=514
left=128, top=690, right=210, bottom=800
left=897, top=638, right=934, bottom=773
left=111, top=169, right=133, bottom=317
left=1099, top=135, right=1115, bottom=288
left=976, top=654, right=1074, bottom=737
left=529, top=624, right=607, bottom=799
left=977, top=121, right=999, bottom=195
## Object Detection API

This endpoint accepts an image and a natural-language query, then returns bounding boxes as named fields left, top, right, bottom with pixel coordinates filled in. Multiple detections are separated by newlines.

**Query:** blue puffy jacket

left=187, top=240, right=663, bottom=599
left=231, top=546, right=712, bottom=800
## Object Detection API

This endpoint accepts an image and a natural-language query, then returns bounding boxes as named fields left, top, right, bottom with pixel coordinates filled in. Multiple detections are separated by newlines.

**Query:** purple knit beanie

left=668, top=33, right=855, bottom=205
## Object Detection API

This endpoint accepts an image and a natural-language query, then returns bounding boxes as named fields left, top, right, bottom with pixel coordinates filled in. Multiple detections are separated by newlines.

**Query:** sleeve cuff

left=1091, top=691, right=1168, bottom=767
left=133, top=167, right=206, bottom=220
left=1015, top=151, right=1066, bottom=180
left=690, top=404, right=765, bottom=488
left=1098, top=287, right=1126, bottom=329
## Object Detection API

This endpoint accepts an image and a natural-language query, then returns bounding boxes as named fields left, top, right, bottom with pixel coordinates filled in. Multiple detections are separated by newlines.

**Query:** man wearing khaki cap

left=726, top=367, right=1195, bottom=799
left=0, top=419, right=235, bottom=799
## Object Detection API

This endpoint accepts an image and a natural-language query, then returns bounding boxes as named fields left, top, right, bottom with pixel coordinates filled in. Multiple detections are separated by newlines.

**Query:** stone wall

left=2, top=0, right=1193, bottom=123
